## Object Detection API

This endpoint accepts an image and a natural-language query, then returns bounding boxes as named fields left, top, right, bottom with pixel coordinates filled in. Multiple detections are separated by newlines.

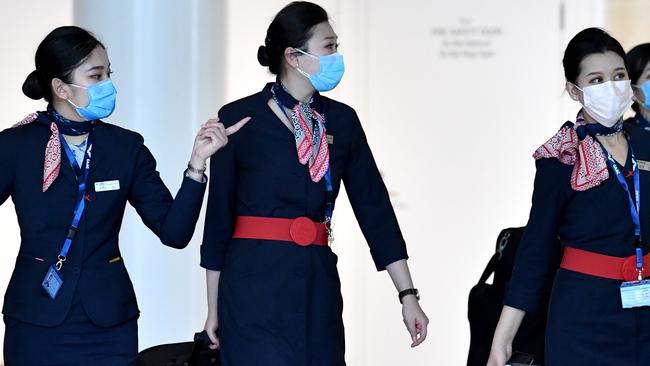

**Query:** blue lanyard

left=600, top=141, right=643, bottom=273
left=56, top=133, right=94, bottom=270
left=272, top=96, right=335, bottom=223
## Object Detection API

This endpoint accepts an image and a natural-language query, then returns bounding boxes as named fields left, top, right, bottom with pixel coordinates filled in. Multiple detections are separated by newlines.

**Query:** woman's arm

left=204, top=269, right=221, bottom=349
left=128, top=118, right=248, bottom=248
left=386, top=259, right=429, bottom=347
left=488, top=158, right=571, bottom=365
left=341, top=111, right=408, bottom=270
left=200, top=113, right=247, bottom=347
left=487, top=306, right=525, bottom=366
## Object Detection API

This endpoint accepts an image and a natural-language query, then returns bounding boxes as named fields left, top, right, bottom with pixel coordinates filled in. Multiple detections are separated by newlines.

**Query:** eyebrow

left=322, top=36, right=338, bottom=41
left=585, top=72, right=603, bottom=77
left=85, top=63, right=111, bottom=72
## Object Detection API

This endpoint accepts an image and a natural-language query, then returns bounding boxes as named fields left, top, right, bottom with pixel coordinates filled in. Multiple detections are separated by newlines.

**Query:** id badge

left=620, top=280, right=650, bottom=308
left=41, top=265, right=63, bottom=300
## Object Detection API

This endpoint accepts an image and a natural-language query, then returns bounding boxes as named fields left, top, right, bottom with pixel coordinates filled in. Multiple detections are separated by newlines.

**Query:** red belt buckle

left=289, top=217, right=317, bottom=246
left=622, top=255, right=648, bottom=281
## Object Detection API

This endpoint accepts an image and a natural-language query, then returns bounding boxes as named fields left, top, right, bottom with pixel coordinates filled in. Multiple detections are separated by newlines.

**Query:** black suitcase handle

left=185, top=331, right=215, bottom=365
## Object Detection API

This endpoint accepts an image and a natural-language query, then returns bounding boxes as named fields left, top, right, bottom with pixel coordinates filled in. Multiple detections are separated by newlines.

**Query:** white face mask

left=574, top=80, right=633, bottom=127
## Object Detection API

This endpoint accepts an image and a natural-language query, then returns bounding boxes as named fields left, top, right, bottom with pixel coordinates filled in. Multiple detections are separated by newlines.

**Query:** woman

left=201, top=2, right=428, bottom=365
left=1, top=26, right=247, bottom=365
left=488, top=28, right=650, bottom=365
left=625, top=43, right=650, bottom=132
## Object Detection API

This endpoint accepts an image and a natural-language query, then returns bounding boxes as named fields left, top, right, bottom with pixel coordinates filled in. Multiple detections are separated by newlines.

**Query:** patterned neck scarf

left=12, top=108, right=95, bottom=192
left=576, top=118, right=623, bottom=138
left=533, top=111, right=614, bottom=191
left=271, top=81, right=329, bottom=183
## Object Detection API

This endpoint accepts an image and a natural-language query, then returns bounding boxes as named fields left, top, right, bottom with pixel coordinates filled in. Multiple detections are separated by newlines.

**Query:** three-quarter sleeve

left=504, top=158, right=571, bottom=312
left=128, top=137, right=207, bottom=249
left=342, top=111, right=408, bottom=271
left=200, top=118, right=238, bottom=271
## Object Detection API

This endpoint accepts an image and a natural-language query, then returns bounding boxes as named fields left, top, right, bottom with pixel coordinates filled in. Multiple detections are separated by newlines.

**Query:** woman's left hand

left=189, top=117, right=251, bottom=169
left=402, top=296, right=429, bottom=347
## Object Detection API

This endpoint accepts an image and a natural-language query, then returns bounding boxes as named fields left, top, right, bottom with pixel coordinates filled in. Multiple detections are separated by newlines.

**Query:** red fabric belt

left=232, top=216, right=329, bottom=246
left=560, top=246, right=650, bottom=281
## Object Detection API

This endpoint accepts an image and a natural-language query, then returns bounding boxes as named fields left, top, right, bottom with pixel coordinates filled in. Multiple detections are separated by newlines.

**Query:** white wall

left=0, top=0, right=73, bottom=360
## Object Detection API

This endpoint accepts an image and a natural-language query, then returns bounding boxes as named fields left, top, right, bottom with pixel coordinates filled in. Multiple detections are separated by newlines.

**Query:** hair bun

left=22, top=70, right=45, bottom=100
left=257, top=45, right=270, bottom=67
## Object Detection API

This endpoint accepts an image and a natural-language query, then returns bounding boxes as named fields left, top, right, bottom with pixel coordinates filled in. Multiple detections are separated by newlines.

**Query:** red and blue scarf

left=271, top=82, right=329, bottom=183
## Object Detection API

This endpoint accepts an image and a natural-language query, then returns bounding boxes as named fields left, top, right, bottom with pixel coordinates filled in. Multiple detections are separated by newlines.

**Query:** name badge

left=638, top=160, right=650, bottom=172
left=95, top=180, right=120, bottom=192
left=620, top=280, right=650, bottom=308
left=42, top=265, right=63, bottom=300
left=326, top=135, right=334, bottom=145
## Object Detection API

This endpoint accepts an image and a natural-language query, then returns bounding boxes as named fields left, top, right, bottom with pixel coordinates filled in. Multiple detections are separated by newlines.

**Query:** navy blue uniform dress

left=201, top=84, right=408, bottom=366
left=0, top=112, right=206, bottom=366
left=505, top=117, right=650, bottom=365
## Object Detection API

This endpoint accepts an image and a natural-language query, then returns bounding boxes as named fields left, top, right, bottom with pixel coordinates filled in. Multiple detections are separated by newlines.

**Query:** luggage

left=466, top=227, right=561, bottom=366
left=136, top=331, right=220, bottom=366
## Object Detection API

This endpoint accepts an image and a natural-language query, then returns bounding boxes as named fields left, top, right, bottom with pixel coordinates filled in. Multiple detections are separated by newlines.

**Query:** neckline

left=613, top=142, right=633, bottom=171
left=260, top=84, right=296, bottom=140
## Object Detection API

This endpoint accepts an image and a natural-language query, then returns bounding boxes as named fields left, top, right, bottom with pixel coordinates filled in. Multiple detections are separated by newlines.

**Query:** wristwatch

left=398, top=288, right=420, bottom=304
left=187, top=161, right=207, bottom=175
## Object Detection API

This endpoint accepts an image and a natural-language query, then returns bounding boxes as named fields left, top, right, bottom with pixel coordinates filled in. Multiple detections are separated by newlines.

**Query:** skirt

left=545, top=269, right=650, bottom=365
left=218, top=239, right=346, bottom=366
left=3, top=290, right=138, bottom=366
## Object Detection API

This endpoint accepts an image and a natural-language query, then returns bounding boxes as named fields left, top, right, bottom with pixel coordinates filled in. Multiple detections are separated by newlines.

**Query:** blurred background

left=1, top=0, right=649, bottom=364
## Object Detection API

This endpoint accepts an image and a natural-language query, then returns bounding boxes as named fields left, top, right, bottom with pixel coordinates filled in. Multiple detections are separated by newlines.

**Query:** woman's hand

left=204, top=310, right=220, bottom=350
left=487, top=305, right=525, bottom=366
left=486, top=336, right=512, bottom=366
left=189, top=117, right=251, bottom=170
left=402, top=296, right=429, bottom=347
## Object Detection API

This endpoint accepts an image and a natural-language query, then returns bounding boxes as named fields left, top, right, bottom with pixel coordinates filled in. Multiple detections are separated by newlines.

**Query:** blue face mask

left=67, top=79, right=117, bottom=121
left=635, top=80, right=650, bottom=110
left=295, top=49, right=345, bottom=92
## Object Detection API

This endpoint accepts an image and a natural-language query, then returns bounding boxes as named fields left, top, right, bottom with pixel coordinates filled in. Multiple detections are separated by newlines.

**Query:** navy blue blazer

left=0, top=113, right=206, bottom=327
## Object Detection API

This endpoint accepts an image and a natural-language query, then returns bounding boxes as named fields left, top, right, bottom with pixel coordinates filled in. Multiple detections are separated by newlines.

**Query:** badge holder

left=42, top=256, right=66, bottom=300
left=621, top=248, right=650, bottom=309
left=41, top=133, right=93, bottom=300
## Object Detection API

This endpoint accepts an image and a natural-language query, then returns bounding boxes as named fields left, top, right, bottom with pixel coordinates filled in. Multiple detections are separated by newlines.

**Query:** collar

left=44, top=106, right=96, bottom=136
left=575, top=111, right=623, bottom=140
left=268, top=80, right=325, bottom=114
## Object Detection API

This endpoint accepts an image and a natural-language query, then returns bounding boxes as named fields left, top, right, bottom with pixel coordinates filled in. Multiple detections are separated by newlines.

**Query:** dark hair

left=23, top=26, right=104, bottom=101
left=627, top=43, right=650, bottom=112
left=257, top=1, right=329, bottom=75
left=562, top=27, right=627, bottom=84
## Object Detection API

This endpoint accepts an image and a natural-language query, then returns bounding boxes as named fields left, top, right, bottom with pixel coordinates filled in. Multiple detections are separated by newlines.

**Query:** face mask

left=67, top=79, right=117, bottom=121
left=633, top=80, right=650, bottom=110
left=295, top=48, right=345, bottom=92
left=574, top=80, right=633, bottom=127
